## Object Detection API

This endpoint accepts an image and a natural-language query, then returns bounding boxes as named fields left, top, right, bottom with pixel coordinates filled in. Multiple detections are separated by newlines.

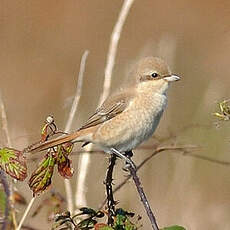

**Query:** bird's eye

left=151, top=73, right=158, bottom=78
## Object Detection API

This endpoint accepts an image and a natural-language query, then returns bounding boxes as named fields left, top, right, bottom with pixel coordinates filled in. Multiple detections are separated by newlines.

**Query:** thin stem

left=99, top=145, right=198, bottom=209
left=99, top=0, right=135, bottom=104
left=16, top=197, right=35, bottom=230
left=71, top=50, right=90, bottom=210
left=180, top=151, right=230, bottom=165
left=127, top=158, right=159, bottom=230
left=75, top=153, right=90, bottom=208
left=105, top=154, right=117, bottom=225
left=0, top=91, right=17, bottom=229
left=64, top=50, right=89, bottom=214
left=0, top=91, right=12, bottom=147
left=0, top=171, right=10, bottom=230
left=64, top=50, right=89, bottom=133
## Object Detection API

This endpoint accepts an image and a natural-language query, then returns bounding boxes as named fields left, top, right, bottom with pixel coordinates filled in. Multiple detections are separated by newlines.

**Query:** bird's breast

left=94, top=92, right=167, bottom=151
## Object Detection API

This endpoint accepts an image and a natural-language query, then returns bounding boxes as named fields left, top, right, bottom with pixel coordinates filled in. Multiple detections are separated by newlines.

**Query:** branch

left=99, top=145, right=199, bottom=209
left=112, top=150, right=159, bottom=230
left=70, top=144, right=230, bottom=167
left=178, top=151, right=230, bottom=166
left=99, top=0, right=135, bottom=104
left=16, top=198, right=35, bottom=230
left=64, top=50, right=89, bottom=214
left=0, top=91, right=12, bottom=147
left=105, top=154, right=117, bottom=225
left=127, top=158, right=159, bottom=230
left=0, top=91, right=17, bottom=229
left=64, top=50, right=89, bottom=133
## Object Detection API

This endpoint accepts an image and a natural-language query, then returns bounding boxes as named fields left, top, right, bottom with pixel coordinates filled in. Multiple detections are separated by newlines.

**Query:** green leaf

left=28, top=152, right=56, bottom=196
left=0, top=147, right=27, bottom=181
left=114, top=208, right=137, bottom=230
left=77, top=218, right=96, bottom=229
left=98, top=226, right=113, bottom=230
left=79, top=207, right=97, bottom=216
left=124, top=219, right=137, bottom=230
left=161, top=225, right=186, bottom=230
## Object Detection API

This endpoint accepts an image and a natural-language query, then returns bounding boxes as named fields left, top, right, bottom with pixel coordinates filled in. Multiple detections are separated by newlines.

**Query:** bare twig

left=120, top=151, right=159, bottom=230
left=65, top=50, right=89, bottom=133
left=128, top=161, right=159, bottom=230
left=70, top=144, right=230, bottom=167
left=63, top=50, right=89, bottom=214
left=0, top=91, right=17, bottom=229
left=178, top=151, right=230, bottom=165
left=99, top=0, right=135, bottom=104
left=99, top=145, right=199, bottom=209
left=16, top=198, right=35, bottom=230
left=75, top=152, right=90, bottom=208
left=105, top=154, right=117, bottom=225
left=67, top=51, right=91, bottom=211
left=0, top=92, right=12, bottom=147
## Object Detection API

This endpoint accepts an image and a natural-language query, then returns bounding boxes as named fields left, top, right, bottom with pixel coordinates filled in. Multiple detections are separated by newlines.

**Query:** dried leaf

left=29, top=153, right=56, bottom=196
left=57, top=157, right=73, bottom=179
left=41, top=115, right=57, bottom=142
left=0, top=147, right=27, bottom=181
left=57, top=145, right=74, bottom=179
left=59, top=142, right=74, bottom=155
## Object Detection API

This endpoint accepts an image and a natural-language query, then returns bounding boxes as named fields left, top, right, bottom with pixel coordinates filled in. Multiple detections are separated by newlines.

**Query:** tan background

left=1, top=0, right=230, bottom=229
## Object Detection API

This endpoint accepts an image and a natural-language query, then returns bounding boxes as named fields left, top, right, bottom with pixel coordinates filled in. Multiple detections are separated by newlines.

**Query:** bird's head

left=135, top=56, right=180, bottom=93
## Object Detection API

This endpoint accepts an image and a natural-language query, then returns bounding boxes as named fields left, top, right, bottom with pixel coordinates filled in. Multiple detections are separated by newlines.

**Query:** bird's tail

left=25, top=129, right=91, bottom=153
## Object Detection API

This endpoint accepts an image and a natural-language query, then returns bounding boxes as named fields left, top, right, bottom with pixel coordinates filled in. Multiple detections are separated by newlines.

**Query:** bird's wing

left=79, top=90, right=134, bottom=130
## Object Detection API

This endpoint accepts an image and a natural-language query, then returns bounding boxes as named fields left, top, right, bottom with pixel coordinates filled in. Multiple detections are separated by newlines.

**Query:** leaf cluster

left=53, top=207, right=139, bottom=230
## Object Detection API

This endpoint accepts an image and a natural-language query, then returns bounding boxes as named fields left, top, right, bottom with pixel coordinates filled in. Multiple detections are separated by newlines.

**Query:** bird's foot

left=110, top=149, right=137, bottom=171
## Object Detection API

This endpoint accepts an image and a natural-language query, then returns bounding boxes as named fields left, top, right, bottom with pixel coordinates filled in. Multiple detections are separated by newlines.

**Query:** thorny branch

left=105, top=154, right=117, bottom=226
left=99, top=142, right=230, bottom=209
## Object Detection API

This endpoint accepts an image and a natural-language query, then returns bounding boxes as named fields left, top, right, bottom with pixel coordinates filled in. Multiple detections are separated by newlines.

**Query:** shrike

left=27, top=57, right=180, bottom=156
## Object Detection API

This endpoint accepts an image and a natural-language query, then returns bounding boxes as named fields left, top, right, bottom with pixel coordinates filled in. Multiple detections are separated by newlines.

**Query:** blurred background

left=0, top=0, right=230, bottom=229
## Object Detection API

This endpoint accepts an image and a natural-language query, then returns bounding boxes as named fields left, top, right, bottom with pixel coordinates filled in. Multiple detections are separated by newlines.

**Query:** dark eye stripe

left=140, top=73, right=164, bottom=82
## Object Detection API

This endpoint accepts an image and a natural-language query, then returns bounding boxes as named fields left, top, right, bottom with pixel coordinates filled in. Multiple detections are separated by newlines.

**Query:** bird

left=26, top=57, right=180, bottom=157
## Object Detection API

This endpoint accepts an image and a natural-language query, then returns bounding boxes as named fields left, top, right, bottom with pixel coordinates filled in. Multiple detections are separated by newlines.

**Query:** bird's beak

left=163, top=74, right=180, bottom=82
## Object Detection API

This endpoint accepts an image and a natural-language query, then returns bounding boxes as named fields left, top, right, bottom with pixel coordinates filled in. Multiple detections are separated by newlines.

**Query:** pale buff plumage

left=27, top=57, right=180, bottom=153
